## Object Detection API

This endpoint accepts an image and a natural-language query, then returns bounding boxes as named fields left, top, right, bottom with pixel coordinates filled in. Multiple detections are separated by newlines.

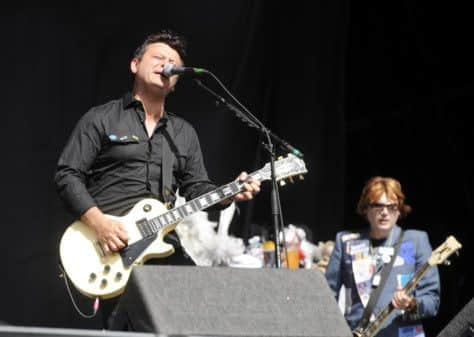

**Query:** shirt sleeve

left=326, top=231, right=343, bottom=299
left=175, top=123, right=229, bottom=211
left=405, top=231, right=441, bottom=321
left=54, top=109, right=103, bottom=217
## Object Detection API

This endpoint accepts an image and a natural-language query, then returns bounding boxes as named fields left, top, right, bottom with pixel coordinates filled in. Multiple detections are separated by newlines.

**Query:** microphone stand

left=194, top=78, right=304, bottom=268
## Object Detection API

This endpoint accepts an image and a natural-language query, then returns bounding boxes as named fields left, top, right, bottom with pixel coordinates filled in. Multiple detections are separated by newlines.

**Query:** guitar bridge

left=94, top=240, right=105, bottom=258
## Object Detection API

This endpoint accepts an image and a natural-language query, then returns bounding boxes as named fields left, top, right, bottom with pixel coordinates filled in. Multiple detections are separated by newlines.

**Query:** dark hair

left=133, top=29, right=187, bottom=62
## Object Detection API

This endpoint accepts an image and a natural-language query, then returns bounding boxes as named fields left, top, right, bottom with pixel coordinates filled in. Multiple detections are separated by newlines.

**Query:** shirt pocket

left=107, top=133, right=140, bottom=144
left=102, top=133, right=144, bottom=162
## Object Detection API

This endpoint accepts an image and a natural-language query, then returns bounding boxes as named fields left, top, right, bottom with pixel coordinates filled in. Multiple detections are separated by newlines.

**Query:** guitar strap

left=161, top=117, right=176, bottom=209
left=358, top=230, right=405, bottom=330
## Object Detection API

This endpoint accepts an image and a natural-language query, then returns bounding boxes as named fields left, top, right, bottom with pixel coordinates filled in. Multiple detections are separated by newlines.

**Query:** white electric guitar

left=59, top=154, right=307, bottom=299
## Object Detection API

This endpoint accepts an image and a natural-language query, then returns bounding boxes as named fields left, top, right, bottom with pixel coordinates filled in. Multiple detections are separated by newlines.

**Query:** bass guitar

left=352, top=235, right=462, bottom=337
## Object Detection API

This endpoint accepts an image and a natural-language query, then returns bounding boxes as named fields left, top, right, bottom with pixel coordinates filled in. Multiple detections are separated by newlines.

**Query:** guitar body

left=59, top=198, right=178, bottom=299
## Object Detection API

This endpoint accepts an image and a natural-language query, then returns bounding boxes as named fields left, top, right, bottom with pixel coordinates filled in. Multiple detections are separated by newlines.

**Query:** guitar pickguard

left=120, top=233, right=157, bottom=267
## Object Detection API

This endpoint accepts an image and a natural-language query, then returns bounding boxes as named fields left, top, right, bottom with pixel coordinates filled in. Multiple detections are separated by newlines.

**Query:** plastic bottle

left=246, top=236, right=263, bottom=264
left=262, top=240, right=276, bottom=267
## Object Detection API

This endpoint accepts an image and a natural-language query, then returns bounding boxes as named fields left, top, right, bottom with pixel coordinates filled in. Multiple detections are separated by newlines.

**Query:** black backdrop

left=0, top=2, right=472, bottom=336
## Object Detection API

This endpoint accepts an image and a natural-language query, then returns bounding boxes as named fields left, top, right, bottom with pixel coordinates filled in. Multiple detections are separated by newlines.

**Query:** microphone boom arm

left=194, top=72, right=304, bottom=270
left=194, top=79, right=303, bottom=158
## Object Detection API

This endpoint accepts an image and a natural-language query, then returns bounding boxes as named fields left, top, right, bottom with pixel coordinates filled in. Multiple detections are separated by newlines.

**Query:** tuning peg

left=288, top=177, right=294, bottom=184
left=443, top=260, right=451, bottom=266
left=279, top=180, right=286, bottom=187
left=299, top=175, right=305, bottom=180
left=278, top=156, right=284, bottom=160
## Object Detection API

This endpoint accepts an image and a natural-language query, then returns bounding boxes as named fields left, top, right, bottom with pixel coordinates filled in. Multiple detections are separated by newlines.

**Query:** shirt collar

left=122, top=92, right=140, bottom=109
left=122, top=92, right=169, bottom=124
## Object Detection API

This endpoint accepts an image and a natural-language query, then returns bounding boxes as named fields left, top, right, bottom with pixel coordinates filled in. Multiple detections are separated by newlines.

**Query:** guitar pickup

left=136, top=218, right=153, bottom=237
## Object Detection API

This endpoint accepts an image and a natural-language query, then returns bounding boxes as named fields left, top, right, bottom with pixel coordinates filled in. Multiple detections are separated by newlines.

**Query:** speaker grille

left=438, top=298, right=474, bottom=337
left=111, top=265, right=352, bottom=337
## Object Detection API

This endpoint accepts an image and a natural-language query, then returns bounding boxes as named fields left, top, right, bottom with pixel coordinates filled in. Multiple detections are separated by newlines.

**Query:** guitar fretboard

left=136, top=171, right=263, bottom=237
left=363, top=262, right=431, bottom=336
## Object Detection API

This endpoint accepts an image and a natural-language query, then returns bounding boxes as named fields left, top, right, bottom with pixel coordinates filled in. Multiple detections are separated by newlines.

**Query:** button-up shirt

left=55, top=92, right=218, bottom=217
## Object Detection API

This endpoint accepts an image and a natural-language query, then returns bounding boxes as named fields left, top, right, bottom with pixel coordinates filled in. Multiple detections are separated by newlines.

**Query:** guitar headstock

left=428, top=235, right=462, bottom=266
left=258, top=154, right=308, bottom=184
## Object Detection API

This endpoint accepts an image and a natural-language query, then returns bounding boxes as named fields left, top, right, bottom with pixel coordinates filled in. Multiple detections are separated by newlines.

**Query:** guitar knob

left=89, top=273, right=97, bottom=281
left=103, top=265, right=111, bottom=274
left=100, top=279, right=108, bottom=288
left=115, top=272, right=123, bottom=281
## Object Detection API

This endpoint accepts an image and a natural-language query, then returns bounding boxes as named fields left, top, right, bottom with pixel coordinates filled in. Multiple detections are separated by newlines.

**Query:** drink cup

left=283, top=243, right=300, bottom=269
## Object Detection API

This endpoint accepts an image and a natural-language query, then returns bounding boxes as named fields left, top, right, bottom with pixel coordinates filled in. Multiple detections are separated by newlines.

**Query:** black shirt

left=370, top=237, right=386, bottom=248
left=55, top=92, right=219, bottom=217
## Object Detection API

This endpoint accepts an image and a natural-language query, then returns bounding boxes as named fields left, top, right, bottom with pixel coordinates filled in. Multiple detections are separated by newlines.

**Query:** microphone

left=283, top=142, right=304, bottom=158
left=162, top=63, right=208, bottom=77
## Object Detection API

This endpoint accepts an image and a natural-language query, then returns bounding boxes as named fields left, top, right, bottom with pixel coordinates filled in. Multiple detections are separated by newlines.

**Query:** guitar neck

left=137, top=171, right=263, bottom=237
left=363, top=262, right=431, bottom=336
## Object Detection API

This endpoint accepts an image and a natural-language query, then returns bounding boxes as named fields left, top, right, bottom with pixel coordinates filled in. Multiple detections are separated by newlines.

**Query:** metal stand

left=194, top=76, right=303, bottom=267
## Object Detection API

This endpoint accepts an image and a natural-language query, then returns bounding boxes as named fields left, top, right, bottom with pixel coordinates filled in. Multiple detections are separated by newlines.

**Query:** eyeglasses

left=368, top=203, right=399, bottom=213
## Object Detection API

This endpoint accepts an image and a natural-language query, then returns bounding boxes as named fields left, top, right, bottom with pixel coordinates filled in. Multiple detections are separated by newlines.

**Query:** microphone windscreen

left=162, top=63, right=175, bottom=77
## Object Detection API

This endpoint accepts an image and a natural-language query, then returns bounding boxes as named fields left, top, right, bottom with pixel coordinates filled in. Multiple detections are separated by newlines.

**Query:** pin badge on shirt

left=349, top=242, right=369, bottom=256
left=108, top=134, right=140, bottom=143
left=378, top=246, right=394, bottom=256
left=397, top=273, right=414, bottom=288
left=394, top=255, right=405, bottom=267
left=342, top=233, right=360, bottom=242
left=398, top=324, right=425, bottom=337
left=372, top=273, right=381, bottom=287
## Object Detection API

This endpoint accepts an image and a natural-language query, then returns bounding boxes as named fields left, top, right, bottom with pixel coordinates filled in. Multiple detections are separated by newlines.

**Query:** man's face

left=366, top=192, right=400, bottom=238
left=131, top=42, right=183, bottom=94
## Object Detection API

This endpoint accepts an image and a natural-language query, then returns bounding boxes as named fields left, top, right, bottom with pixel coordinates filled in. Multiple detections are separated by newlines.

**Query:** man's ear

left=130, top=58, right=138, bottom=74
